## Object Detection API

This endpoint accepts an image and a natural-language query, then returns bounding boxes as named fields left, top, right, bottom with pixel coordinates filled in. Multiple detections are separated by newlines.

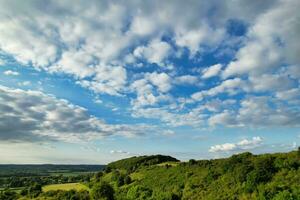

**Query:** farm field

left=42, top=183, right=89, bottom=192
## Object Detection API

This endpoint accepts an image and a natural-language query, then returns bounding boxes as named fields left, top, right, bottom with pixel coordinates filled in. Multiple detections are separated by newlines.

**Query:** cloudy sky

left=0, top=0, right=299, bottom=164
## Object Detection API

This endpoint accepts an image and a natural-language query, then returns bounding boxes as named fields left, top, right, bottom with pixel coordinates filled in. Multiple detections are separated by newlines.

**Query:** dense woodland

left=0, top=148, right=299, bottom=200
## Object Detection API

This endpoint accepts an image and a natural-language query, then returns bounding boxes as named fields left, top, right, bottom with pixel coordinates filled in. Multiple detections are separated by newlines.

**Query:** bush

left=124, top=175, right=132, bottom=185
left=126, top=185, right=152, bottom=200
left=91, top=181, right=114, bottom=200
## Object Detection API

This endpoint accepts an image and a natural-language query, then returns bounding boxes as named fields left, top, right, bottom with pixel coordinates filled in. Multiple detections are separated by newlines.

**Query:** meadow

left=42, top=183, right=89, bottom=192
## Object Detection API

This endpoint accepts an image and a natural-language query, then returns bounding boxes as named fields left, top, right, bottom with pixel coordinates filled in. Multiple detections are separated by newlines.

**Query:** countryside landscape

left=1, top=149, right=299, bottom=199
left=0, top=0, right=300, bottom=199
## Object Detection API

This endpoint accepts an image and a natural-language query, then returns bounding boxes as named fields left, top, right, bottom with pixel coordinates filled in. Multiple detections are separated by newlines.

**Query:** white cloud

left=130, top=77, right=173, bottom=108
left=285, top=65, right=300, bottom=79
left=18, top=81, right=31, bottom=86
left=130, top=15, right=157, bottom=36
left=0, top=85, right=151, bottom=143
left=132, top=107, right=204, bottom=127
left=191, top=78, right=243, bottom=101
left=0, top=59, right=5, bottom=66
left=208, top=110, right=237, bottom=127
left=133, top=39, right=172, bottom=66
left=3, top=70, right=19, bottom=76
left=174, top=75, right=198, bottom=85
left=0, top=0, right=299, bottom=132
left=146, top=72, right=172, bottom=93
left=175, top=23, right=225, bottom=55
left=208, top=96, right=300, bottom=128
left=276, top=88, right=300, bottom=100
left=223, top=40, right=281, bottom=77
left=201, top=64, right=222, bottom=79
left=77, top=64, right=127, bottom=96
left=223, top=0, right=300, bottom=78
left=209, top=136, right=263, bottom=152
left=49, top=50, right=95, bottom=79
left=249, top=73, right=294, bottom=92
left=162, top=129, right=175, bottom=136
left=110, top=150, right=130, bottom=155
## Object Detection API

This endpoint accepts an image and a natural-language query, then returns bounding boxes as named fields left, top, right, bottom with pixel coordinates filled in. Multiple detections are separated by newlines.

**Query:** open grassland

left=42, top=183, right=89, bottom=192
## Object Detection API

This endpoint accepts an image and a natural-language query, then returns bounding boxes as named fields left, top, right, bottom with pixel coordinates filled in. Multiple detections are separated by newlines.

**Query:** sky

left=0, top=0, right=299, bottom=164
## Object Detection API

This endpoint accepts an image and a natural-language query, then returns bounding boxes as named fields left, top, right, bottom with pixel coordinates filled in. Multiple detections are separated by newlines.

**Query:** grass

left=156, top=161, right=180, bottom=167
left=0, top=187, right=25, bottom=193
left=130, top=172, right=144, bottom=181
left=42, top=183, right=89, bottom=192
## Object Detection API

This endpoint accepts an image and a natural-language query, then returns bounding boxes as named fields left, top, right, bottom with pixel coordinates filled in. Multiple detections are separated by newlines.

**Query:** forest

left=0, top=148, right=299, bottom=200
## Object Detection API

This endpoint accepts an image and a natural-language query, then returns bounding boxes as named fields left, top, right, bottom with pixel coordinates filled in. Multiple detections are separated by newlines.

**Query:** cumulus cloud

left=208, top=96, right=300, bottom=128
left=0, top=0, right=299, bottom=131
left=133, top=39, right=172, bottom=66
left=130, top=77, right=173, bottom=108
left=146, top=72, right=172, bottom=93
left=175, top=23, right=225, bottom=55
left=174, top=75, right=198, bottom=85
left=201, top=64, right=222, bottom=79
left=132, top=107, right=204, bottom=127
left=209, top=136, right=263, bottom=152
left=3, top=70, right=19, bottom=76
left=191, top=78, right=243, bottom=101
left=49, top=50, right=95, bottom=79
left=0, top=85, right=150, bottom=143
left=76, top=64, right=127, bottom=96
left=223, top=0, right=300, bottom=78
left=249, top=74, right=295, bottom=92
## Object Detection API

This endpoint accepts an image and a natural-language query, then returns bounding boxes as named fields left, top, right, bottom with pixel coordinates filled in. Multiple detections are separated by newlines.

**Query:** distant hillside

left=106, top=155, right=179, bottom=171
left=0, top=164, right=105, bottom=177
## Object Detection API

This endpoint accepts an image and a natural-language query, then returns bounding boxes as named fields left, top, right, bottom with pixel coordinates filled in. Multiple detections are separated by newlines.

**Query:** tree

left=0, top=189, right=18, bottom=200
left=124, top=175, right=132, bottom=185
left=91, top=181, right=114, bottom=200
left=104, top=167, right=112, bottom=173
left=94, top=171, right=104, bottom=181
left=28, top=183, right=42, bottom=198
left=114, top=176, right=123, bottom=187
left=188, top=159, right=197, bottom=165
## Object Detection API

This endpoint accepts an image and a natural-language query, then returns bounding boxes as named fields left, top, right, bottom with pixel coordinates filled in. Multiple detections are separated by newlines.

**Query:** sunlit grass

left=42, top=183, right=89, bottom=192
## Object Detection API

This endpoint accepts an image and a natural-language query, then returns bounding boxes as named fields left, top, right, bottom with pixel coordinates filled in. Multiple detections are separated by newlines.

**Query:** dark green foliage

left=94, top=171, right=104, bottom=181
left=188, top=159, right=197, bottom=165
left=126, top=185, right=153, bottom=199
left=91, top=181, right=114, bottom=200
left=0, top=189, right=18, bottom=200
left=107, top=155, right=179, bottom=171
left=42, top=189, right=90, bottom=200
left=124, top=175, right=132, bottom=185
left=109, top=149, right=299, bottom=200
left=28, top=183, right=42, bottom=198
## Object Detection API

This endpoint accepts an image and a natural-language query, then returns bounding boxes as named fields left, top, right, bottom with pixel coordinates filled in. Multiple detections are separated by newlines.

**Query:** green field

left=42, top=183, right=89, bottom=192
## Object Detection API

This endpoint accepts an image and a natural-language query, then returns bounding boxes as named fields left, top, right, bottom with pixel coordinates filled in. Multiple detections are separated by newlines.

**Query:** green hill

left=1, top=150, right=299, bottom=200
left=99, top=150, right=300, bottom=200
left=106, top=155, right=179, bottom=171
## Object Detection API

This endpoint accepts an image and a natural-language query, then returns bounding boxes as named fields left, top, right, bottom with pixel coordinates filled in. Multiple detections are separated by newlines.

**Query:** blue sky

left=0, top=0, right=299, bottom=164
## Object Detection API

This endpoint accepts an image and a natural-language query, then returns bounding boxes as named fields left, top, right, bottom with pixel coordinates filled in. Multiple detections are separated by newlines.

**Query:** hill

left=0, top=149, right=299, bottom=199
left=100, top=150, right=299, bottom=199
left=106, top=155, right=179, bottom=171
